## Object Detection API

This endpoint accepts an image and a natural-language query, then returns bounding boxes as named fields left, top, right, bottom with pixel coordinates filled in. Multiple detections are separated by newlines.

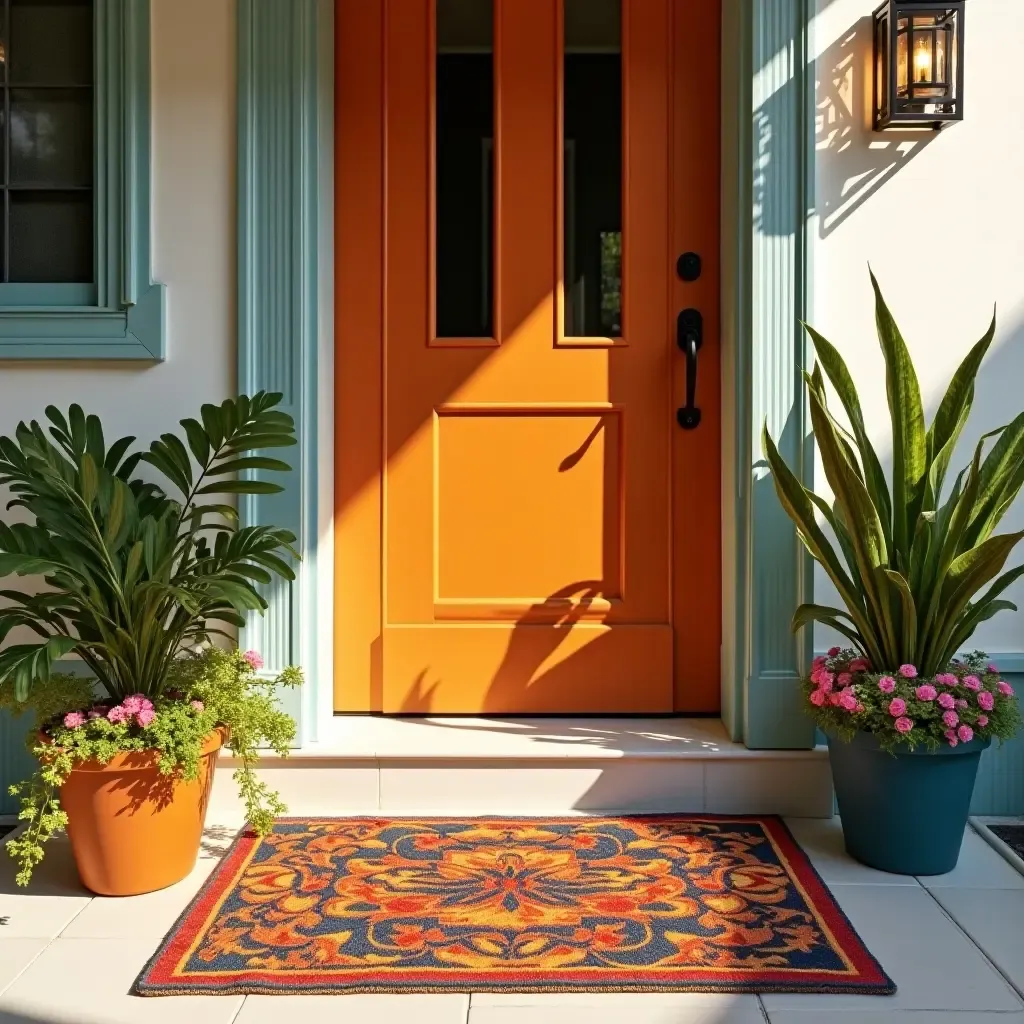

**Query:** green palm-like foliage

left=763, top=271, right=1024, bottom=677
left=0, top=393, right=298, bottom=702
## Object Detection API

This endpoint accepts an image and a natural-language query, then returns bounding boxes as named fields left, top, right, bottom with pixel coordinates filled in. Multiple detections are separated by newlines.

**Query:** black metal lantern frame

left=873, top=0, right=965, bottom=130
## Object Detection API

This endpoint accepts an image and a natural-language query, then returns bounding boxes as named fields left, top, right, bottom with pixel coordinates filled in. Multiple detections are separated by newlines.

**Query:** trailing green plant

left=762, top=271, right=1024, bottom=679
left=0, top=394, right=304, bottom=884
left=2, top=647, right=301, bottom=886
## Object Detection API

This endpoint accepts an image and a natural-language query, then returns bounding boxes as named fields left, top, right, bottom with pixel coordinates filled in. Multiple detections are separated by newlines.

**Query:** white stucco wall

left=810, top=0, right=1024, bottom=657
left=0, top=0, right=236, bottom=451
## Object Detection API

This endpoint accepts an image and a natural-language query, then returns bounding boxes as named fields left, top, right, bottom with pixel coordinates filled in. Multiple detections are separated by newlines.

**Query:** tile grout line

left=755, top=993, right=771, bottom=1022
left=920, top=882, right=1024, bottom=1006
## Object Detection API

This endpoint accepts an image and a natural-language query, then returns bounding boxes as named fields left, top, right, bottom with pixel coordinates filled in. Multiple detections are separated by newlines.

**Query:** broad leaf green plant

left=0, top=392, right=298, bottom=699
left=763, top=272, right=1024, bottom=677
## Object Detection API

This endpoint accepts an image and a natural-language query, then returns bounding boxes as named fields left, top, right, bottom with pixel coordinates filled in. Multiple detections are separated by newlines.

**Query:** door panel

left=335, top=0, right=721, bottom=715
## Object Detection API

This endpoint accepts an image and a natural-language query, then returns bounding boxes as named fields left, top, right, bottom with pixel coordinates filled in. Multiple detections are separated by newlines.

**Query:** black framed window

left=0, top=0, right=94, bottom=285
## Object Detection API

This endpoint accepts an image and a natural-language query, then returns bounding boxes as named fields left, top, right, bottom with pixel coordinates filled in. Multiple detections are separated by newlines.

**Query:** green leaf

left=103, top=435, right=137, bottom=473
left=882, top=568, right=917, bottom=663
left=206, top=456, right=292, bottom=477
left=79, top=453, right=99, bottom=507
left=85, top=414, right=105, bottom=464
left=200, top=403, right=225, bottom=449
left=160, top=433, right=194, bottom=489
left=804, top=325, right=893, bottom=554
left=926, top=310, right=996, bottom=500
left=871, top=269, right=927, bottom=562
left=762, top=423, right=885, bottom=669
left=196, top=480, right=284, bottom=495
left=180, top=418, right=211, bottom=467
left=68, top=405, right=87, bottom=455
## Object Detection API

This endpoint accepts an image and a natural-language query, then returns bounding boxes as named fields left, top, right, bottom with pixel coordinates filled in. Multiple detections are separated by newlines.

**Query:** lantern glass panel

left=896, top=17, right=909, bottom=95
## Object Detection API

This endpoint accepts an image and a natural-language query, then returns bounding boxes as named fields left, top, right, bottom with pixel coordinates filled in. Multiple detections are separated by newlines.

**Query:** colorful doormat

left=136, top=816, right=895, bottom=996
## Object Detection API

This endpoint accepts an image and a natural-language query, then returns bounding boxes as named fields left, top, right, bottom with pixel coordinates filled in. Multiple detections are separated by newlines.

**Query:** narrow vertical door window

left=435, top=0, right=494, bottom=339
left=563, top=0, right=621, bottom=338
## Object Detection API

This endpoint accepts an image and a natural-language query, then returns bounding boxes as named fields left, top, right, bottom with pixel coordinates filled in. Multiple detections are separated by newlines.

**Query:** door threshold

left=246, top=715, right=827, bottom=762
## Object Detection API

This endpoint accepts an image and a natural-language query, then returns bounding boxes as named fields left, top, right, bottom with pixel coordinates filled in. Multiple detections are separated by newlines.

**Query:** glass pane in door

left=564, top=0, right=621, bottom=338
left=436, top=0, right=494, bottom=338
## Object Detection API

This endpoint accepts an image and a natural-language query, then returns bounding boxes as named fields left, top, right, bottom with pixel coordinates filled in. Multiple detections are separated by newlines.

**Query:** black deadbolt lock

left=676, top=251, right=702, bottom=282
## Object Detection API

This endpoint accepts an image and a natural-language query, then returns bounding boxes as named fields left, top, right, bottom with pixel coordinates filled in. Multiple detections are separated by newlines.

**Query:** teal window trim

left=0, top=0, right=166, bottom=361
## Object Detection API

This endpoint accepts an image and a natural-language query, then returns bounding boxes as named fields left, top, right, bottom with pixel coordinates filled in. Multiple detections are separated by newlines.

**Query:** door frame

left=235, top=0, right=818, bottom=748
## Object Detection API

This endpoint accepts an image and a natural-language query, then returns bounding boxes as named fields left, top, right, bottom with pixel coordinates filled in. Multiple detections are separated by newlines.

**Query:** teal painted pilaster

left=722, top=0, right=817, bottom=748
left=237, top=0, right=320, bottom=743
left=0, top=0, right=166, bottom=360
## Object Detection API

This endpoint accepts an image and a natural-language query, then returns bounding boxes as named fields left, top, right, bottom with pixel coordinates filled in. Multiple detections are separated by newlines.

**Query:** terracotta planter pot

left=58, top=727, right=227, bottom=896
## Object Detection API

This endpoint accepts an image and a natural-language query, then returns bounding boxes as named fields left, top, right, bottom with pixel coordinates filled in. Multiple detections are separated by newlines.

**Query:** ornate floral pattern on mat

left=136, top=816, right=895, bottom=996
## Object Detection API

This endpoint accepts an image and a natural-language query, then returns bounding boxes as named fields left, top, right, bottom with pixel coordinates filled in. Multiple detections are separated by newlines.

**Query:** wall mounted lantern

left=873, top=1, right=965, bottom=130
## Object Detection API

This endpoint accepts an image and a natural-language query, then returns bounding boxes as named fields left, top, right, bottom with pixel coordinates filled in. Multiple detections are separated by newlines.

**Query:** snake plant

left=763, top=271, right=1024, bottom=677
left=0, top=393, right=298, bottom=703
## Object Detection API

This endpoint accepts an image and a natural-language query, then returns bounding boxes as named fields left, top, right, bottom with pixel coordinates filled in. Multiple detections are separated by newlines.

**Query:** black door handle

left=676, top=308, right=703, bottom=430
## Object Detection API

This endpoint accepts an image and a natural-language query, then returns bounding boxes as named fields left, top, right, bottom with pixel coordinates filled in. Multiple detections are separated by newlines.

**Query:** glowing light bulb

left=915, top=44, right=930, bottom=82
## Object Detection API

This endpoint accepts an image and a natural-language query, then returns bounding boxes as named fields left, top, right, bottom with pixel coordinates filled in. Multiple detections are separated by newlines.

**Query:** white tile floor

left=1, top=818, right=1023, bottom=1024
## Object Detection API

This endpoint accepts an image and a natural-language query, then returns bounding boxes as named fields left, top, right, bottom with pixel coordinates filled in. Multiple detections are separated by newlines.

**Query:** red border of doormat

left=135, top=815, right=896, bottom=996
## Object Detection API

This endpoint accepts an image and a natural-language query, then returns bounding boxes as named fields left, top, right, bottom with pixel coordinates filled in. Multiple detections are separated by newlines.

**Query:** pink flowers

left=888, top=697, right=907, bottom=717
left=957, top=725, right=974, bottom=743
left=962, top=675, right=981, bottom=691
left=894, top=716, right=914, bottom=734
left=898, top=664, right=918, bottom=679
left=935, top=673, right=958, bottom=687
left=878, top=676, right=897, bottom=694
left=998, top=681, right=1015, bottom=697
left=837, top=672, right=853, bottom=687
left=942, top=710, right=960, bottom=729
left=827, top=646, right=841, bottom=657
left=63, top=712, right=86, bottom=729
left=915, top=684, right=937, bottom=702
left=977, top=715, right=989, bottom=727
left=938, top=692, right=956, bottom=710
left=945, top=730, right=959, bottom=748
left=978, top=691, right=995, bottom=712
left=811, top=668, right=834, bottom=691
left=107, top=695, right=156, bottom=728
left=955, top=698, right=968, bottom=710
left=988, top=663, right=999, bottom=674
left=849, top=658, right=870, bottom=673
left=191, top=700, right=205, bottom=712
left=838, top=691, right=859, bottom=712
left=809, top=689, right=826, bottom=707
left=242, top=650, right=265, bottom=671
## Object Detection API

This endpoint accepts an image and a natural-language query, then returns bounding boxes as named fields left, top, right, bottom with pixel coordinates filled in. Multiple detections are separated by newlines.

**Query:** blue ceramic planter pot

left=826, top=730, right=990, bottom=876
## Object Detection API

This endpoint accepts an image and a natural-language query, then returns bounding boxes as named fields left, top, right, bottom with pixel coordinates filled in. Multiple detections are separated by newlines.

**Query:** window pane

left=9, top=88, right=92, bottom=186
left=10, top=0, right=92, bottom=85
left=564, top=0, right=621, bottom=338
left=9, top=191, right=92, bottom=282
left=436, top=0, right=494, bottom=339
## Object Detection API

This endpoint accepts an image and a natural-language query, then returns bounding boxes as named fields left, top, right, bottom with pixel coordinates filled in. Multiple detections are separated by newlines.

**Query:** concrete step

left=208, top=717, right=834, bottom=820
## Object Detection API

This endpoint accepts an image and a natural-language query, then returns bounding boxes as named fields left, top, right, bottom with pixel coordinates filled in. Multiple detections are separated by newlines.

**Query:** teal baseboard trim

left=723, top=0, right=816, bottom=749
left=237, top=0, right=320, bottom=744
left=0, top=0, right=166, bottom=362
left=745, top=672, right=818, bottom=749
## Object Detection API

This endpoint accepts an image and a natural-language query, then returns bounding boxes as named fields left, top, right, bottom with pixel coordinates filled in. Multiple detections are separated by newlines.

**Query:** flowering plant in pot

left=0, top=394, right=302, bottom=893
left=763, top=272, right=1023, bottom=875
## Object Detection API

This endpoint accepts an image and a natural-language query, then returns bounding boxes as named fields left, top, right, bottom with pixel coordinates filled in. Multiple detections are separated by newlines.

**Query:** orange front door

left=335, top=0, right=720, bottom=714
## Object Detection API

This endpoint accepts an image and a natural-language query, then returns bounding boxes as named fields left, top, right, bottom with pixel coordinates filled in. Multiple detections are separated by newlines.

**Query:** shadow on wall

left=755, top=14, right=936, bottom=239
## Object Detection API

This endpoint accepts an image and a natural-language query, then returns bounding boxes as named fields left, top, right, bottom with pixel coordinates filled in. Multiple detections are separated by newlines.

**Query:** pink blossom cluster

left=107, top=694, right=156, bottom=728
left=804, top=649, right=1018, bottom=749
left=242, top=650, right=264, bottom=671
